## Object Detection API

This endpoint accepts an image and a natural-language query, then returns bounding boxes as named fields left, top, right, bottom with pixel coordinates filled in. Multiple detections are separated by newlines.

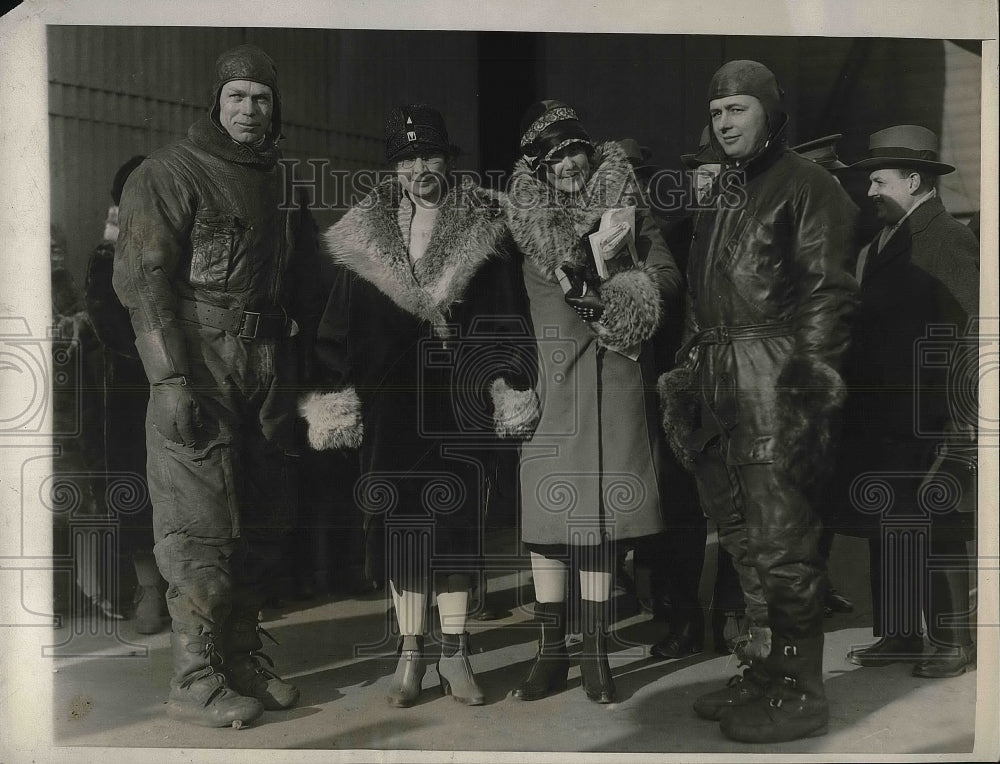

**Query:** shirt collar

left=879, top=188, right=936, bottom=249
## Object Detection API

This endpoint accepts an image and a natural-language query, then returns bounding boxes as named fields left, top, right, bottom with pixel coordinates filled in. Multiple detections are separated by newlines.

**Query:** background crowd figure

left=50, top=43, right=980, bottom=744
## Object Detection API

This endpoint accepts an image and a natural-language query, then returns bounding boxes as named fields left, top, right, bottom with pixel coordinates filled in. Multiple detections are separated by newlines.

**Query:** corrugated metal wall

left=537, top=34, right=981, bottom=236
left=940, top=40, right=981, bottom=217
left=48, top=27, right=480, bottom=287
left=49, top=27, right=981, bottom=287
left=533, top=34, right=703, bottom=171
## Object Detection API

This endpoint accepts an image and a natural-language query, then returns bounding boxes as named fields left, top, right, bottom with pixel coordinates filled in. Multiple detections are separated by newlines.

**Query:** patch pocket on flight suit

left=159, top=436, right=242, bottom=539
left=189, top=212, right=245, bottom=291
left=718, top=211, right=783, bottom=316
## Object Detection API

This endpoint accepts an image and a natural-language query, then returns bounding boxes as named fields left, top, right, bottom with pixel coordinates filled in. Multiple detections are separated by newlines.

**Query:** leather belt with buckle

left=178, top=298, right=299, bottom=340
left=675, top=320, right=796, bottom=365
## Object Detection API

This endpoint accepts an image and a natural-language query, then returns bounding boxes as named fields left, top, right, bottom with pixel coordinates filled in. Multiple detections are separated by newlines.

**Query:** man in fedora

left=839, top=124, right=979, bottom=679
left=658, top=59, right=859, bottom=743
left=114, top=44, right=320, bottom=727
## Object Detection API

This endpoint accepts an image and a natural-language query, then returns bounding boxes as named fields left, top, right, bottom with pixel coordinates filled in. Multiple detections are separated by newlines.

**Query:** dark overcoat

left=831, top=195, right=980, bottom=538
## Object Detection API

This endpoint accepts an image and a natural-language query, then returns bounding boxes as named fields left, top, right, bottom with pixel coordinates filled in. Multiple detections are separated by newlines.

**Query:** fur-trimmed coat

left=302, top=177, right=538, bottom=531
left=504, top=141, right=683, bottom=545
left=659, top=127, right=859, bottom=490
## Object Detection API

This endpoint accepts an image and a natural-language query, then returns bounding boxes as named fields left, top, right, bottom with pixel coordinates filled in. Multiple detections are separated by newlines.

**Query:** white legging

left=390, top=572, right=472, bottom=636
left=530, top=551, right=612, bottom=604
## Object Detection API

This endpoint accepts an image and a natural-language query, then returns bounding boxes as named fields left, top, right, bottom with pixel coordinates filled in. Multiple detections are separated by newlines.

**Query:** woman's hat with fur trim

left=518, top=99, right=593, bottom=169
left=849, top=125, right=955, bottom=174
left=210, top=44, right=281, bottom=138
left=384, top=104, right=460, bottom=164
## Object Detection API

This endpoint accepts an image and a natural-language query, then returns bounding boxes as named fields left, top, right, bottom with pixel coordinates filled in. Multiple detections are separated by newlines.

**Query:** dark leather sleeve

left=112, top=158, right=194, bottom=381
left=788, top=174, right=860, bottom=370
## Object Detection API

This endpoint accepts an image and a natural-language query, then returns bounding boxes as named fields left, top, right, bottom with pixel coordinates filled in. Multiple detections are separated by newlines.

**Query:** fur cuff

left=775, top=356, right=847, bottom=490
left=734, top=625, right=772, bottom=664
left=490, top=377, right=540, bottom=438
left=594, top=265, right=663, bottom=351
left=657, top=366, right=700, bottom=471
left=298, top=388, right=364, bottom=450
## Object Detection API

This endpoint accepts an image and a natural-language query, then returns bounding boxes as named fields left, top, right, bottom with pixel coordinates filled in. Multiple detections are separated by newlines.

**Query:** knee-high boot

left=580, top=599, right=616, bottom=704
left=720, top=633, right=828, bottom=743
left=167, top=632, right=264, bottom=728
left=513, top=601, right=569, bottom=701
left=693, top=658, right=769, bottom=720
left=223, top=593, right=300, bottom=710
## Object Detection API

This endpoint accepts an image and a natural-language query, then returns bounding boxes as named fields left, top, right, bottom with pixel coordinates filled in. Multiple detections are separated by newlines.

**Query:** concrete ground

left=37, top=531, right=990, bottom=759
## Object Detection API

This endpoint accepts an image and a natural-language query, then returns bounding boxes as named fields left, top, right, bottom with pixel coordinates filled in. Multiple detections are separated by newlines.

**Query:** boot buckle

left=769, top=696, right=783, bottom=708
left=783, top=675, right=796, bottom=688
left=783, top=645, right=797, bottom=657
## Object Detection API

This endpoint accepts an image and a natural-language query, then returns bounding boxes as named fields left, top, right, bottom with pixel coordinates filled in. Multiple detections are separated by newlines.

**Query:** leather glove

left=149, top=379, right=202, bottom=446
left=559, top=265, right=605, bottom=322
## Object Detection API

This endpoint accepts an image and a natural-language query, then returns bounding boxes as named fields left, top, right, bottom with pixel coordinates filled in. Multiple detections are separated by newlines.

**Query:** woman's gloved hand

left=558, top=264, right=604, bottom=322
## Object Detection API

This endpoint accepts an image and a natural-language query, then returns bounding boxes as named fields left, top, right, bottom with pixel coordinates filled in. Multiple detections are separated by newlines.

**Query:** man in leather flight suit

left=114, top=44, right=319, bottom=727
left=659, top=60, right=859, bottom=743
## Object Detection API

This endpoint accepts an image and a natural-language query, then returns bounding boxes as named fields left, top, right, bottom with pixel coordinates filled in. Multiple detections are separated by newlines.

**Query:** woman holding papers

left=503, top=100, right=682, bottom=703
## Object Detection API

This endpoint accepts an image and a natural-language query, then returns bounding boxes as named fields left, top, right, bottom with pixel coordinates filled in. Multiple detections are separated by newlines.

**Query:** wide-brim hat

left=850, top=124, right=955, bottom=174
left=792, top=133, right=847, bottom=170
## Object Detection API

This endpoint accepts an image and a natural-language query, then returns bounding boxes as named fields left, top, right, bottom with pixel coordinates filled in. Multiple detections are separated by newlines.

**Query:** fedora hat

left=792, top=133, right=847, bottom=171
left=681, top=126, right=719, bottom=168
left=850, top=124, right=954, bottom=174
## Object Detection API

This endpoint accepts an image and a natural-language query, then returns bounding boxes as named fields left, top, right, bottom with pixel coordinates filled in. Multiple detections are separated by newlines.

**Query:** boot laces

left=248, top=650, right=281, bottom=680
left=724, top=660, right=751, bottom=687
left=232, top=623, right=284, bottom=680
left=180, top=635, right=231, bottom=696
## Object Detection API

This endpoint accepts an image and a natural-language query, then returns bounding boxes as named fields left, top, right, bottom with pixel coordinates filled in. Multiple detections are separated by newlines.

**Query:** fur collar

left=324, top=177, right=505, bottom=334
left=505, top=140, right=642, bottom=278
